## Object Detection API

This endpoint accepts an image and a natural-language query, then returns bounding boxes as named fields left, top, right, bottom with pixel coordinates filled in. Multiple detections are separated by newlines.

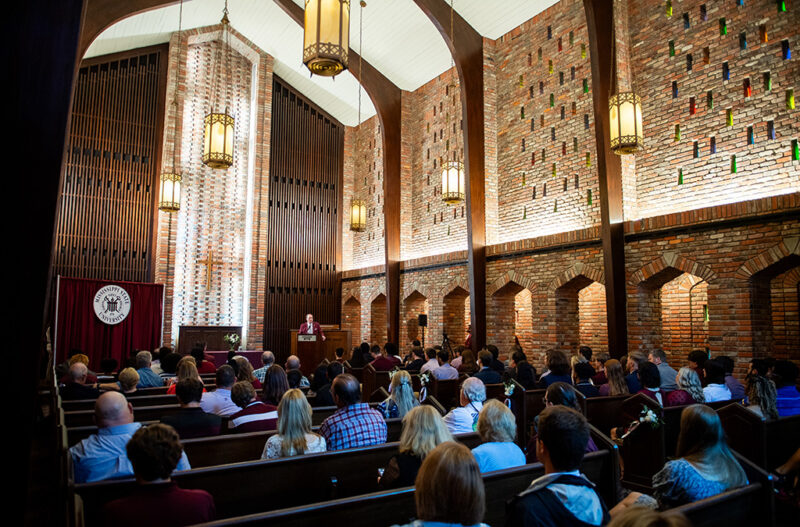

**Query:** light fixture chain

left=171, top=0, right=184, bottom=171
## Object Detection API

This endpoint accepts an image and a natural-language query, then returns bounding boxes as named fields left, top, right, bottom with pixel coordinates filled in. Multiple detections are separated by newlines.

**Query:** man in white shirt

left=200, top=365, right=240, bottom=416
left=702, top=359, right=732, bottom=403
left=433, top=349, right=459, bottom=380
left=419, top=348, right=440, bottom=375
left=443, top=377, right=485, bottom=434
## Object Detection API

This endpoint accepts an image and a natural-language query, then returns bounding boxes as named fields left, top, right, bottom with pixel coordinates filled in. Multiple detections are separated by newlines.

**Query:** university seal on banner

left=93, top=285, right=131, bottom=325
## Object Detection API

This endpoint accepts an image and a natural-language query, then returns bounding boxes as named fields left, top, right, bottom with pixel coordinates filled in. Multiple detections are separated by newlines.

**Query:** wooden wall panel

left=264, top=77, right=344, bottom=359
left=53, top=45, right=167, bottom=283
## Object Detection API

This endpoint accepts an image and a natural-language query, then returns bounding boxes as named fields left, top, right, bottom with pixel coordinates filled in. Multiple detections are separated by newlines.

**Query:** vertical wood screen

left=54, top=45, right=167, bottom=283
left=265, top=77, right=344, bottom=357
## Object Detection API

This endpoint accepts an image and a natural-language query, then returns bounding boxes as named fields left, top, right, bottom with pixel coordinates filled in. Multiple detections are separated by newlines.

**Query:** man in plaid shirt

left=319, top=373, right=387, bottom=450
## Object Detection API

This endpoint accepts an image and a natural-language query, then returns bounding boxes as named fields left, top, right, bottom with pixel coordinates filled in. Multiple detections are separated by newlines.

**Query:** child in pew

left=609, top=404, right=748, bottom=515
left=526, top=382, right=598, bottom=464
left=101, top=423, right=215, bottom=527
left=378, top=369, right=419, bottom=419
left=391, top=442, right=488, bottom=527
left=378, top=405, right=451, bottom=489
left=262, top=388, right=326, bottom=459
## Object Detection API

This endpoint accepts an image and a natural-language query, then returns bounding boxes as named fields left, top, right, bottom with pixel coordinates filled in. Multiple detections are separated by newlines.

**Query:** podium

left=289, top=327, right=351, bottom=375
left=295, top=334, right=323, bottom=376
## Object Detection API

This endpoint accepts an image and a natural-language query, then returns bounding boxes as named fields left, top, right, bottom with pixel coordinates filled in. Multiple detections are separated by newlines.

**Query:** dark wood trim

left=274, top=0, right=403, bottom=346
left=583, top=0, right=628, bottom=357
left=150, top=44, right=169, bottom=282
left=412, top=0, right=487, bottom=350
left=80, top=0, right=176, bottom=57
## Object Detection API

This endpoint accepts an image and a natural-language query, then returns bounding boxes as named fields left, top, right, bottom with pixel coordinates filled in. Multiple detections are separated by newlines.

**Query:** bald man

left=318, top=374, right=386, bottom=450
left=60, top=362, right=100, bottom=401
left=252, top=350, right=275, bottom=383
left=69, top=392, right=191, bottom=483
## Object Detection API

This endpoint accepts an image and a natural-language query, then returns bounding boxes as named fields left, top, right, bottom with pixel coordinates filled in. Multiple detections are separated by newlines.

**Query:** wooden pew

left=510, top=382, right=587, bottom=450
left=65, top=404, right=184, bottom=427
left=718, top=403, right=800, bottom=471
left=190, top=432, right=619, bottom=527
left=182, top=418, right=404, bottom=468
left=585, top=394, right=631, bottom=434
left=76, top=433, right=483, bottom=526
left=426, top=376, right=460, bottom=410
left=667, top=452, right=774, bottom=527
left=661, top=400, right=734, bottom=457
left=63, top=394, right=180, bottom=411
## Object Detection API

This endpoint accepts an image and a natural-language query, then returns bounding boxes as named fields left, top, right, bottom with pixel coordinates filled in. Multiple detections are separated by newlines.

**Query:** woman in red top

left=665, top=367, right=705, bottom=406
left=191, top=344, right=218, bottom=374
left=233, top=355, right=263, bottom=390
left=166, top=358, right=207, bottom=395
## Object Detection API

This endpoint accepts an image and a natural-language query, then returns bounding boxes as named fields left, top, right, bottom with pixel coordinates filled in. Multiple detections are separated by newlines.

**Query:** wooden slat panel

left=52, top=45, right=168, bottom=283
left=264, top=77, right=344, bottom=362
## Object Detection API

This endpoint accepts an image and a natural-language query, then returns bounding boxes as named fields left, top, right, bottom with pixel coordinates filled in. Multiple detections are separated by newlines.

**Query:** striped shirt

left=229, top=401, right=278, bottom=433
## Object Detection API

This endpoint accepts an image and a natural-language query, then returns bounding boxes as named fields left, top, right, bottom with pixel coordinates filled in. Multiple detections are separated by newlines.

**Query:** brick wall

left=627, top=0, right=800, bottom=218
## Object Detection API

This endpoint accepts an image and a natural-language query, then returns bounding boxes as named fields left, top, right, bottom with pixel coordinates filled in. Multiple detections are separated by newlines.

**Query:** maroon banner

left=55, top=277, right=164, bottom=367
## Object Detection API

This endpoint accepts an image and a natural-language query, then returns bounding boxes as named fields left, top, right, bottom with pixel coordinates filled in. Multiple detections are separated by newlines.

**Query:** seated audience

left=665, top=367, right=705, bottom=407
left=647, top=349, right=679, bottom=391
left=385, top=342, right=403, bottom=364
left=334, top=347, right=346, bottom=363
left=191, top=343, right=217, bottom=374
left=394, top=442, right=487, bottom=527
left=538, top=349, right=572, bottom=388
left=232, top=355, right=262, bottom=389
left=474, top=350, right=502, bottom=385
left=486, top=344, right=506, bottom=374
left=260, top=364, right=290, bottom=406
left=161, top=378, right=221, bottom=439
left=450, top=345, right=465, bottom=370
left=748, top=358, right=770, bottom=379
left=313, top=361, right=343, bottom=407
left=419, top=347, right=440, bottom=375
left=101, top=424, right=214, bottom=526
left=598, top=359, right=630, bottom=397
left=433, top=349, right=460, bottom=380
left=592, top=352, right=610, bottom=386
left=166, top=358, right=205, bottom=395
left=262, top=388, right=326, bottom=459
left=745, top=372, right=778, bottom=420
left=378, top=369, right=419, bottom=418
left=159, top=351, right=182, bottom=381
left=309, top=363, right=329, bottom=394
left=70, top=392, right=190, bottom=483
left=607, top=507, right=691, bottom=527
left=151, top=346, right=171, bottom=375
left=252, top=350, right=275, bottom=383
left=715, top=355, right=745, bottom=401
left=229, top=381, right=278, bottom=432
left=458, top=348, right=479, bottom=376
left=199, top=365, right=239, bottom=417
left=510, top=350, right=537, bottom=390
left=625, top=351, right=647, bottom=394
left=346, top=342, right=368, bottom=368
left=285, top=355, right=310, bottom=388
left=508, top=406, right=610, bottom=527
left=59, top=353, right=99, bottom=385
left=579, top=345, right=593, bottom=363
left=404, top=346, right=427, bottom=371
left=443, top=377, right=485, bottom=434
left=286, top=369, right=303, bottom=389
left=379, top=405, right=452, bottom=489
left=319, top=373, right=387, bottom=450
left=573, top=362, right=600, bottom=398
left=117, top=368, right=140, bottom=396
left=527, top=382, right=598, bottom=463
left=60, top=362, right=100, bottom=400
left=571, top=353, right=588, bottom=373
left=687, top=349, right=708, bottom=387
left=773, top=359, right=800, bottom=417
left=613, top=404, right=748, bottom=512
left=702, top=359, right=732, bottom=402
left=637, top=362, right=664, bottom=405
left=134, top=350, right=164, bottom=388
left=472, top=400, right=525, bottom=473
left=370, top=343, right=400, bottom=371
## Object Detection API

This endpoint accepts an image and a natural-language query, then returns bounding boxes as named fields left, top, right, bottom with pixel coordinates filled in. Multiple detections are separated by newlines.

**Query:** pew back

left=718, top=403, right=800, bottom=470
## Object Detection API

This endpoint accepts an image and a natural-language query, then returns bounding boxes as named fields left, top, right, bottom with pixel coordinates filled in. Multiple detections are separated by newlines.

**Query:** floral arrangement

left=638, top=405, right=663, bottom=429
left=223, top=333, right=240, bottom=351
left=419, top=372, right=431, bottom=386
left=504, top=381, right=515, bottom=397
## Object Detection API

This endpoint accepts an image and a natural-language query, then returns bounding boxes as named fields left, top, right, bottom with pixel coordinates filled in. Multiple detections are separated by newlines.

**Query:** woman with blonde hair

left=665, top=367, right=705, bottom=406
left=378, top=370, right=419, bottom=418
left=233, top=355, right=262, bottom=389
left=261, top=388, right=326, bottom=459
left=393, top=442, right=488, bottom=527
left=166, top=357, right=205, bottom=395
left=378, top=405, right=452, bottom=489
left=599, top=359, right=630, bottom=396
left=117, top=368, right=140, bottom=395
left=471, top=399, right=525, bottom=472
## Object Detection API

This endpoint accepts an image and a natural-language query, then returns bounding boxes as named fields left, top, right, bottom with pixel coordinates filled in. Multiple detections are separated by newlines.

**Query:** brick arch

left=402, top=281, right=431, bottom=302
left=735, top=237, right=800, bottom=281
left=342, top=293, right=361, bottom=305
left=549, top=262, right=605, bottom=291
left=367, top=287, right=387, bottom=305
left=629, top=252, right=717, bottom=287
left=440, top=277, right=470, bottom=298
left=487, top=271, right=536, bottom=298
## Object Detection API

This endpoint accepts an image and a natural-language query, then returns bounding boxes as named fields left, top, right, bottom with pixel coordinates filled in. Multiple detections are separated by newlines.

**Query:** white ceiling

left=85, top=0, right=558, bottom=126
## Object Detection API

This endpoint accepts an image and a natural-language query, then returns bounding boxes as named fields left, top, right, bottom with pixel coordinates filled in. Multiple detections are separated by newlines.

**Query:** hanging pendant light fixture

left=202, top=0, right=235, bottom=169
left=303, top=0, right=351, bottom=77
left=441, top=0, right=465, bottom=205
left=608, top=24, right=643, bottom=155
left=159, top=0, right=185, bottom=212
left=349, top=1, right=367, bottom=233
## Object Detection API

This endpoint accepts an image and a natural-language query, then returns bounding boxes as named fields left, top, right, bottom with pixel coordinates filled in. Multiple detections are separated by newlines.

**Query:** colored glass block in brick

left=666, top=0, right=673, bottom=16
left=747, top=126, right=754, bottom=145
left=739, top=32, right=747, bottom=50
left=763, top=72, right=772, bottom=91
left=549, top=93, right=555, bottom=107
left=587, top=189, right=592, bottom=205
left=675, top=124, right=681, bottom=141
left=687, top=54, right=693, bottom=71
left=700, top=4, right=707, bottom=20
left=669, top=40, right=675, bottom=56
left=672, top=81, right=679, bottom=98
left=730, top=155, right=737, bottom=173
left=584, top=114, right=590, bottom=129
left=678, top=168, right=684, bottom=184
left=760, top=25, right=768, bottom=43
left=792, top=139, right=799, bottom=161
left=585, top=153, right=591, bottom=167
left=710, top=136, right=717, bottom=153
left=778, top=0, right=787, bottom=12
left=726, top=108, right=734, bottom=126
left=787, top=89, right=795, bottom=110
left=683, top=13, right=690, bottom=29
left=689, top=97, right=696, bottom=114
left=548, top=60, right=554, bottom=74
left=531, top=152, right=536, bottom=165
left=574, top=174, right=579, bottom=189
left=581, top=44, right=586, bottom=59
left=707, top=90, right=713, bottom=109
left=563, top=177, right=567, bottom=191
left=521, top=106, right=525, bottom=119
left=551, top=126, right=556, bottom=141
left=722, top=62, right=730, bottom=80
left=547, top=25, right=552, bottom=39
left=558, top=37, right=563, bottom=51
left=570, top=31, right=574, bottom=45
left=781, top=40, right=791, bottom=60
left=551, top=163, right=557, bottom=177
left=559, top=71, right=565, bottom=85
left=767, top=121, right=775, bottom=140
left=703, top=47, right=710, bottom=64
left=693, top=141, right=699, bottom=157
left=573, top=137, right=578, bottom=152
left=743, top=78, right=752, bottom=98
left=583, top=78, right=589, bottom=93
left=518, top=75, right=524, bottom=87
left=719, top=18, right=727, bottom=36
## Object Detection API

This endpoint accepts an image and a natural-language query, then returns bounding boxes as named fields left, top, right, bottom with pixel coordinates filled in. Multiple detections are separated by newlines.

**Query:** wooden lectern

left=295, top=334, right=324, bottom=376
